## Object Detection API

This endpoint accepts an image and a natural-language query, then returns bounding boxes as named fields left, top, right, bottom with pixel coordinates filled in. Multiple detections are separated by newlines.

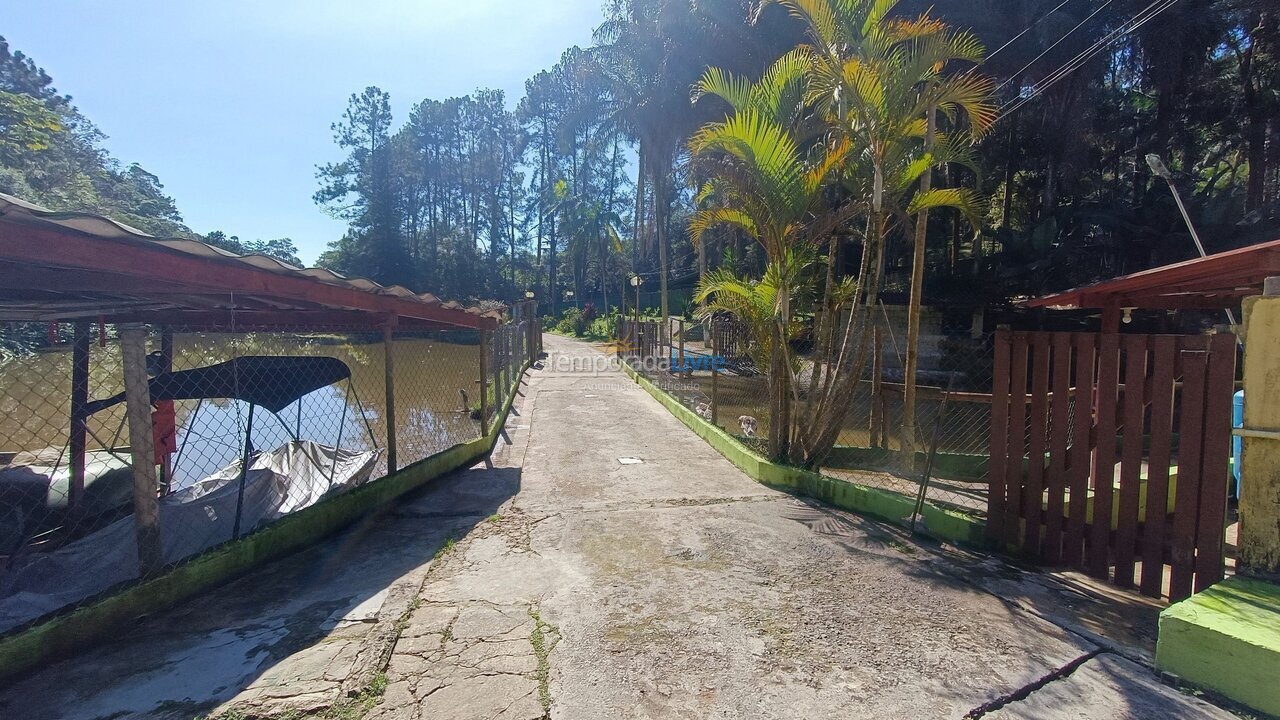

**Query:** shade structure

left=82, top=356, right=353, bottom=415
left=0, top=193, right=499, bottom=330
left=1025, top=239, right=1280, bottom=311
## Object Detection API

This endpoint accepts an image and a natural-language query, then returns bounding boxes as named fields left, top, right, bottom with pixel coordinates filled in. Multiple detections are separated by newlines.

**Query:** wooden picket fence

left=988, top=330, right=1236, bottom=601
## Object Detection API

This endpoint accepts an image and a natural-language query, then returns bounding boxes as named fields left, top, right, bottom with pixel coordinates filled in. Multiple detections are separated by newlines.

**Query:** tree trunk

left=768, top=265, right=793, bottom=462
left=1001, top=113, right=1016, bottom=229
left=656, top=170, right=670, bottom=321
left=549, top=211, right=559, bottom=317
left=902, top=104, right=936, bottom=469
left=802, top=211, right=887, bottom=467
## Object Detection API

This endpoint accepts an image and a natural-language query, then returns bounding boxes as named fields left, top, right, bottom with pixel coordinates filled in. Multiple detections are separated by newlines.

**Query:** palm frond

left=906, top=187, right=984, bottom=225
left=689, top=207, right=759, bottom=246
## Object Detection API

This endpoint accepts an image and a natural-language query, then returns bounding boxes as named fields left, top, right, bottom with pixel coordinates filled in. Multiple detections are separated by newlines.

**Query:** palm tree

left=689, top=50, right=852, bottom=460
left=769, top=0, right=997, bottom=465
left=694, top=247, right=816, bottom=378
left=555, top=188, right=626, bottom=312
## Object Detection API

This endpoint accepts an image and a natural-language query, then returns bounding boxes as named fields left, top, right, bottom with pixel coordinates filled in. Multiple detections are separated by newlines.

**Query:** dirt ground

left=0, top=333, right=1241, bottom=719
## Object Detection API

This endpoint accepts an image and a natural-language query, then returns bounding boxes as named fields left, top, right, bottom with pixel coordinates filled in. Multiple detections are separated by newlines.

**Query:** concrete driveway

left=0, top=333, right=1238, bottom=719
left=366, top=335, right=1236, bottom=720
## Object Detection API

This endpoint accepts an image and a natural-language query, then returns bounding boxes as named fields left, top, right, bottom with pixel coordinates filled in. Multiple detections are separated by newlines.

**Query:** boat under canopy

left=0, top=355, right=381, bottom=633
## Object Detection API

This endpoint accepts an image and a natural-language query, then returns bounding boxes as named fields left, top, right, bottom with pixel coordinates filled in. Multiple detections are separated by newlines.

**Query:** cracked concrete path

left=368, top=334, right=1237, bottom=720
left=0, top=334, right=1241, bottom=719
left=0, top=457, right=520, bottom=720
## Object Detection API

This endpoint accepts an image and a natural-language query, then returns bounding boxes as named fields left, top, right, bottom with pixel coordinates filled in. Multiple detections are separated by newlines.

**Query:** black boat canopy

left=84, top=356, right=352, bottom=415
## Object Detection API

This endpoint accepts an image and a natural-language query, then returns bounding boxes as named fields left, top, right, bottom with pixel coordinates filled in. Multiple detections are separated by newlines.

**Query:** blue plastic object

left=1233, top=390, right=1244, bottom=499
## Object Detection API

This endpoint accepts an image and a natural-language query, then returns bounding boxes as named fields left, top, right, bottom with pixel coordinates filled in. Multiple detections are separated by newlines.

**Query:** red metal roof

left=0, top=194, right=498, bottom=330
left=1025, top=239, right=1280, bottom=310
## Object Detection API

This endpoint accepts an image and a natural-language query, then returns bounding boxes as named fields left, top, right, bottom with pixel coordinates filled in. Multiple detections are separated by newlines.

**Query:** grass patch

left=529, top=607, right=559, bottom=715
left=487, top=513, right=503, bottom=523
left=203, top=672, right=388, bottom=720
left=887, top=538, right=918, bottom=556
left=432, top=537, right=457, bottom=561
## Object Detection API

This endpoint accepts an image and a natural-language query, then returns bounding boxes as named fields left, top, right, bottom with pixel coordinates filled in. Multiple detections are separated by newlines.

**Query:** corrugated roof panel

left=0, top=193, right=502, bottom=325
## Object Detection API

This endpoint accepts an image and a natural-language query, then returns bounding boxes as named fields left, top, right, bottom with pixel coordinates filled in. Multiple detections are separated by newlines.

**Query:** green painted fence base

left=1156, top=575, right=1280, bottom=717
left=0, top=358, right=532, bottom=686
left=823, top=445, right=989, bottom=482
left=618, top=362, right=988, bottom=548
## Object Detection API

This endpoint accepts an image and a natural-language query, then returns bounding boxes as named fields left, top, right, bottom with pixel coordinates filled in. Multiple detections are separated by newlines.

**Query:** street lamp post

left=630, top=275, right=643, bottom=327
left=1146, top=154, right=1238, bottom=330
left=629, top=274, right=644, bottom=358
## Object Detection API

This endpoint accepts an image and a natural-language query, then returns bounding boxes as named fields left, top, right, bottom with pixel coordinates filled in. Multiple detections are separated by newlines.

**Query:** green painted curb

left=1156, top=575, right=1280, bottom=717
left=618, top=362, right=989, bottom=548
left=0, top=357, right=533, bottom=686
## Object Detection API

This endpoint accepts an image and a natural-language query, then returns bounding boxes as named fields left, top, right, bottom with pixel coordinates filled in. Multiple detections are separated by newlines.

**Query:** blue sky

left=5, top=0, right=605, bottom=264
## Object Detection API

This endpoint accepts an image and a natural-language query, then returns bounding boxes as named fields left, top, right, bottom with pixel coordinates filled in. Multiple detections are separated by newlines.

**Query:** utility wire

left=995, top=0, right=1116, bottom=94
left=985, top=0, right=1082, bottom=64
left=996, top=0, right=1180, bottom=120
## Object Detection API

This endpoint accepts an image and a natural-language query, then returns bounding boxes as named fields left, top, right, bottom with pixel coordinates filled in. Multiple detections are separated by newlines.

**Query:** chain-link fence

left=0, top=306, right=536, bottom=636
left=618, top=308, right=996, bottom=523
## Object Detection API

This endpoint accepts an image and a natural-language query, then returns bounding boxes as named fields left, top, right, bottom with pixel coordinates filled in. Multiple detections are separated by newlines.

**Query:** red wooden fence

left=989, top=331, right=1236, bottom=600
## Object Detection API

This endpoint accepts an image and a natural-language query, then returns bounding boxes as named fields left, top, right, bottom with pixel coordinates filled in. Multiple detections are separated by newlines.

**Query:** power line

left=1002, top=0, right=1177, bottom=116
left=985, top=0, right=1081, bottom=64
left=995, top=0, right=1180, bottom=121
left=995, top=0, right=1116, bottom=94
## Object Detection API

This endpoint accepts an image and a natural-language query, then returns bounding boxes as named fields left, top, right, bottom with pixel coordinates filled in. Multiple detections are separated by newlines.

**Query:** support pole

left=232, top=403, right=256, bottom=539
left=679, top=318, right=686, bottom=377
left=158, top=328, right=174, bottom=493
left=383, top=321, right=398, bottom=475
left=871, top=324, right=884, bottom=449
left=711, top=329, right=720, bottom=426
left=120, top=324, right=162, bottom=576
left=69, top=322, right=90, bottom=511
left=500, top=327, right=508, bottom=403
left=528, top=303, right=538, bottom=364
left=479, top=327, right=490, bottom=436
left=1101, top=303, right=1122, bottom=335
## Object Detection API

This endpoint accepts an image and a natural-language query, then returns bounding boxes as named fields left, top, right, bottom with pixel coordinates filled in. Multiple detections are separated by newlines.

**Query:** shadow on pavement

left=0, top=465, right=522, bottom=720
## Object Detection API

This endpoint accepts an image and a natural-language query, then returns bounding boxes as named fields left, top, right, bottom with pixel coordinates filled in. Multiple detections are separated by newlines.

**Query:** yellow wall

left=1240, top=296, right=1280, bottom=574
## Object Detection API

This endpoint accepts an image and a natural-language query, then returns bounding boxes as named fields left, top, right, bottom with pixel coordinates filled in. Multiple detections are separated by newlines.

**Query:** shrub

left=554, top=308, right=585, bottom=336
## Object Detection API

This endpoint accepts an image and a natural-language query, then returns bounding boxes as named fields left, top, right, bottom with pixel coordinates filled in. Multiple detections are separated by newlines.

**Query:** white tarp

left=0, top=440, right=379, bottom=634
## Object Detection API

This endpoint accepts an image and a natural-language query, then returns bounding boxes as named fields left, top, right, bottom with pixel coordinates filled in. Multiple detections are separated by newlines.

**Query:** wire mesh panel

left=615, top=309, right=996, bottom=523
left=0, top=309, right=535, bottom=636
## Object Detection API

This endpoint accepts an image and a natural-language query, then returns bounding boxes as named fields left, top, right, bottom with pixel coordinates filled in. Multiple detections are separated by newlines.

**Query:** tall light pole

left=1146, top=154, right=1238, bottom=329
left=630, top=274, right=643, bottom=327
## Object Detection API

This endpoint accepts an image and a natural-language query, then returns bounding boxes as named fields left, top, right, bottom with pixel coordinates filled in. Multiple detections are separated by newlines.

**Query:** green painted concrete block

left=1156, top=576, right=1280, bottom=717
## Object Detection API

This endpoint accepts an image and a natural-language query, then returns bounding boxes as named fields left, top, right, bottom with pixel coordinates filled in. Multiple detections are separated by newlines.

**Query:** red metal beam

left=92, top=309, right=462, bottom=331
left=0, top=222, right=496, bottom=329
left=1027, top=239, right=1280, bottom=309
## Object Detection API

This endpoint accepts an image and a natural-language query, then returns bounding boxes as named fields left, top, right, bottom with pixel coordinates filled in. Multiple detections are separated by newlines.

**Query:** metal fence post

left=871, top=324, right=884, bottom=448
left=678, top=318, right=686, bottom=377
left=479, top=326, right=490, bottom=436
left=528, top=302, right=537, bottom=364
left=119, top=324, right=162, bottom=576
left=711, top=328, right=720, bottom=426
left=383, top=321, right=398, bottom=474
left=158, top=328, right=174, bottom=493
left=69, top=322, right=90, bottom=511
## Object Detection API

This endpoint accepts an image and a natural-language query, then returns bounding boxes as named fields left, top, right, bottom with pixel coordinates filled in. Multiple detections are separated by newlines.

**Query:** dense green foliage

left=312, top=0, right=1278, bottom=309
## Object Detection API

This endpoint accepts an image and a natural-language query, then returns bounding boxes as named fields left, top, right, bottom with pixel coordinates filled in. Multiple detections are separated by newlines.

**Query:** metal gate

left=988, top=331, right=1236, bottom=600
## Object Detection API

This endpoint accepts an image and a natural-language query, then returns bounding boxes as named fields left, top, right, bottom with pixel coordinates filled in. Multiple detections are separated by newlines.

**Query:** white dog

left=739, top=415, right=758, bottom=438
left=696, top=402, right=712, bottom=420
